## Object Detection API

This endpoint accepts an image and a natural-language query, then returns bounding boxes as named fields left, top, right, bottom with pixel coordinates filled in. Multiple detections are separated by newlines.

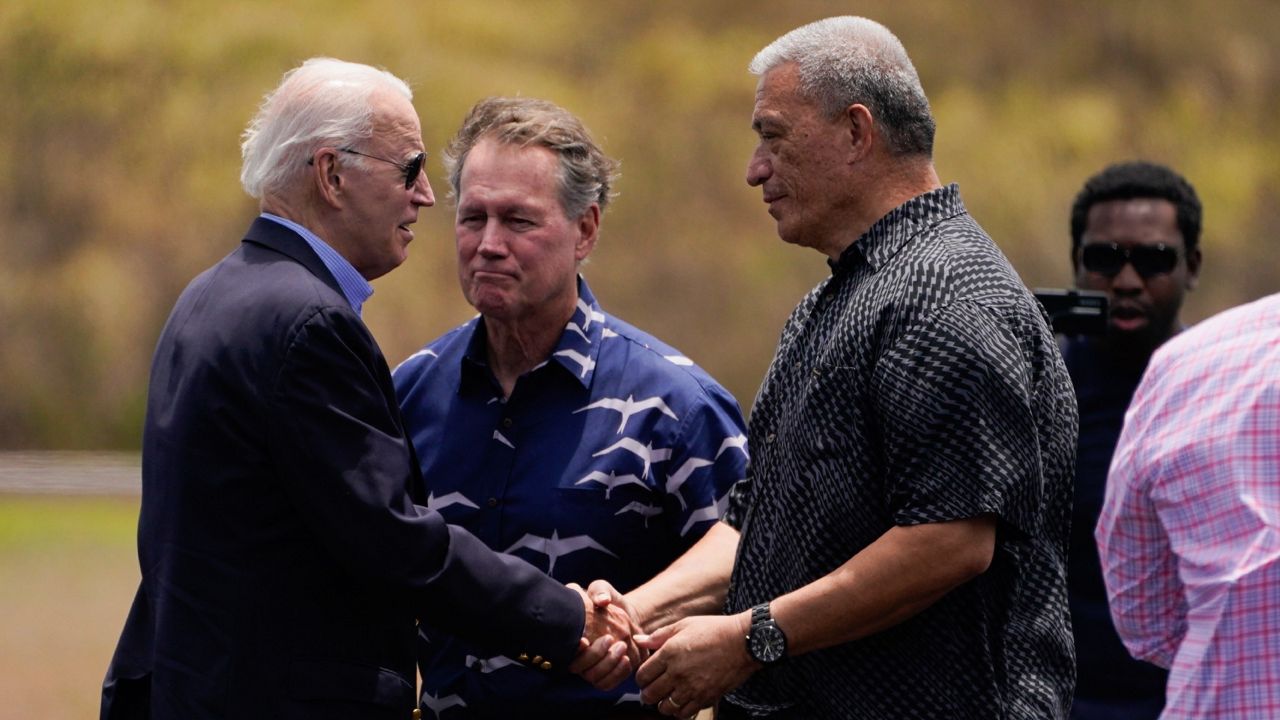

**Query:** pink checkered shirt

left=1097, top=292, right=1280, bottom=719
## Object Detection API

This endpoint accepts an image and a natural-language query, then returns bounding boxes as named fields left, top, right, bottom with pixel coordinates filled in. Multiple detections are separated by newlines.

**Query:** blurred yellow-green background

left=2, top=0, right=1278, bottom=717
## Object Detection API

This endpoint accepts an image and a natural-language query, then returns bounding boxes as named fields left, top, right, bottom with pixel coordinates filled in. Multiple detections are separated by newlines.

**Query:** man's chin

left=470, top=292, right=512, bottom=319
left=775, top=221, right=809, bottom=248
left=1105, top=321, right=1172, bottom=360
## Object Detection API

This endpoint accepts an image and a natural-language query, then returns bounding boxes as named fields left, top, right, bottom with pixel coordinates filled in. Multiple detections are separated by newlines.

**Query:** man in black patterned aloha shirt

left=572, top=15, right=1078, bottom=720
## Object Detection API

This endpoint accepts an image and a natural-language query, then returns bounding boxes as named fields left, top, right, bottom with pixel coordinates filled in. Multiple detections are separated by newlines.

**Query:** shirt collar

left=458, top=275, right=605, bottom=393
left=830, top=183, right=967, bottom=276
left=259, top=212, right=374, bottom=315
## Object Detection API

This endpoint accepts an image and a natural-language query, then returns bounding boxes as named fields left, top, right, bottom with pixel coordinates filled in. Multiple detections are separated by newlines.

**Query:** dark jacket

left=102, top=218, right=584, bottom=720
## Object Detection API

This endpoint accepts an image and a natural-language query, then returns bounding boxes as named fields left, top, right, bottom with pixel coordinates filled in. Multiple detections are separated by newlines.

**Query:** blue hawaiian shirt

left=392, top=277, right=748, bottom=719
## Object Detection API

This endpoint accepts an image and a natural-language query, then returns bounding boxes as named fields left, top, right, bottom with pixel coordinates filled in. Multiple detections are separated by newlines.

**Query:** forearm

left=628, top=521, right=740, bottom=630
left=773, top=515, right=996, bottom=656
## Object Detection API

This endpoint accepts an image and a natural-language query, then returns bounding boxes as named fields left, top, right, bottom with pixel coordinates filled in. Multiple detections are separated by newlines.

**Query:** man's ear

left=846, top=103, right=875, bottom=162
left=311, top=149, right=344, bottom=209
left=1184, top=246, right=1202, bottom=291
left=575, top=204, right=600, bottom=261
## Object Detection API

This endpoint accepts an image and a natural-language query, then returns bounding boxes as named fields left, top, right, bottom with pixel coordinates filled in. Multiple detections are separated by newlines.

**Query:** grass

left=0, top=494, right=140, bottom=720
left=0, top=494, right=714, bottom=719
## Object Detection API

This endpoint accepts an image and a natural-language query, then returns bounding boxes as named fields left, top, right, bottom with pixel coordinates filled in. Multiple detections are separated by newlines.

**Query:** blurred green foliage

left=3, top=0, right=1278, bottom=449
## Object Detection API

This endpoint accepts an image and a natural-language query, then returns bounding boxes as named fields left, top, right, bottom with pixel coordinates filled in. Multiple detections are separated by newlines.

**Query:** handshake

left=563, top=580, right=759, bottom=719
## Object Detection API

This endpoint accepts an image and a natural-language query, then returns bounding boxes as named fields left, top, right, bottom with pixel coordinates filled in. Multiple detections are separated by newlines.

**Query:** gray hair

left=749, top=16, right=935, bottom=157
left=442, top=97, right=618, bottom=219
left=240, top=57, right=413, bottom=199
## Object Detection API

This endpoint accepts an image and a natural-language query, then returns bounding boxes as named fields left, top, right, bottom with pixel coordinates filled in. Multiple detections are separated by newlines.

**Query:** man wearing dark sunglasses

left=101, top=58, right=636, bottom=720
left=1062, top=161, right=1203, bottom=720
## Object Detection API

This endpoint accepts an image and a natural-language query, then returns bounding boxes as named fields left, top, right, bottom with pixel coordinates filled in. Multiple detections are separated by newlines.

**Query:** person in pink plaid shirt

left=1097, top=291, right=1280, bottom=718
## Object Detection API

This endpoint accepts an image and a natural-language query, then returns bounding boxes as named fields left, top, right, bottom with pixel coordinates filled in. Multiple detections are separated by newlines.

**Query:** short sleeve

left=663, top=384, right=749, bottom=540
left=872, top=301, right=1044, bottom=535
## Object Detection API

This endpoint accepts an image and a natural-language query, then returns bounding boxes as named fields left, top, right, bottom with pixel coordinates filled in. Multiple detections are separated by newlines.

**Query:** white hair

left=240, top=57, right=413, bottom=199
left=749, top=16, right=935, bottom=156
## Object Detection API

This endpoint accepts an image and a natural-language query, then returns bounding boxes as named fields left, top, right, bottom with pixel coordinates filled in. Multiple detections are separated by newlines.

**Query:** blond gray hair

left=443, top=97, right=618, bottom=218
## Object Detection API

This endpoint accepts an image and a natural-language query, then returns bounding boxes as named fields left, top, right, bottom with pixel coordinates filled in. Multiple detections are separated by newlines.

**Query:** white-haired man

left=578, top=17, right=1077, bottom=719
left=100, top=58, right=636, bottom=720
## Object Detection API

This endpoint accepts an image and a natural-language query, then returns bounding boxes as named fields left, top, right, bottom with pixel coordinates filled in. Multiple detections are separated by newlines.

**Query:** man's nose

left=746, top=151, right=770, bottom=187
left=1110, top=261, right=1145, bottom=292
left=477, top=222, right=508, bottom=256
left=413, top=174, right=435, bottom=207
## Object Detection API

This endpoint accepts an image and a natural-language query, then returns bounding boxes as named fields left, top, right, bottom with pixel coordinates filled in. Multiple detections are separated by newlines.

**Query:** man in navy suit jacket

left=100, top=58, right=640, bottom=720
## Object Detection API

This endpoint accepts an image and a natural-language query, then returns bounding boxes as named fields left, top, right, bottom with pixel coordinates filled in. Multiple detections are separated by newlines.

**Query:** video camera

left=1033, top=288, right=1108, bottom=336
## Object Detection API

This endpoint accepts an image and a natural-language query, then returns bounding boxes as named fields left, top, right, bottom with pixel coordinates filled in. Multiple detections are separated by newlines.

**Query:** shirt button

left=487, top=497, right=499, bottom=508
left=766, top=433, right=777, bottom=444
left=501, top=417, right=513, bottom=428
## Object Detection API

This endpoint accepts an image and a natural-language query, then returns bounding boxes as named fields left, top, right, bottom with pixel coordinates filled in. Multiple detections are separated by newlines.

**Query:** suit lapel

left=241, top=216, right=345, bottom=299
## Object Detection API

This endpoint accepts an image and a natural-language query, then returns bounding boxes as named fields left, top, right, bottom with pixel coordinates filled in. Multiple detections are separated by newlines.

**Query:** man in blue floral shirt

left=393, top=97, right=747, bottom=719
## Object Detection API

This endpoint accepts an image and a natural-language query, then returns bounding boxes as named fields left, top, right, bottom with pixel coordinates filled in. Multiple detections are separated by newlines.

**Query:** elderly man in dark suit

left=100, top=58, right=638, bottom=720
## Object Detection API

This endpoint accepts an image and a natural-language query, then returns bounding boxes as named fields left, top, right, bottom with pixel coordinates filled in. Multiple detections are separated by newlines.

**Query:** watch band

left=752, top=602, right=771, bottom=624
left=747, top=600, right=787, bottom=665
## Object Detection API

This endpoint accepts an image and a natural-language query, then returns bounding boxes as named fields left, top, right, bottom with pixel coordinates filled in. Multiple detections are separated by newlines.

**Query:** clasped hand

left=566, top=581, right=646, bottom=690
left=568, top=580, right=759, bottom=718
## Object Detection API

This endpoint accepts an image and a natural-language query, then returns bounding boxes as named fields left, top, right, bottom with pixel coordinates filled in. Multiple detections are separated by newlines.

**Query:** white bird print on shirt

left=564, top=322, right=589, bottom=342
left=664, top=355, right=694, bottom=366
left=554, top=349, right=596, bottom=378
left=421, top=691, right=467, bottom=718
left=576, top=297, right=595, bottom=331
left=680, top=487, right=735, bottom=537
left=505, top=530, right=618, bottom=575
left=575, top=395, right=678, bottom=433
left=426, top=491, right=480, bottom=512
left=575, top=470, right=648, bottom=498
left=593, top=438, right=672, bottom=479
left=664, top=457, right=713, bottom=509
left=493, top=430, right=514, bottom=448
left=615, top=692, right=644, bottom=706
left=715, top=434, right=748, bottom=460
left=615, top=501, right=663, bottom=527
left=391, top=347, right=438, bottom=374
left=602, top=328, right=619, bottom=339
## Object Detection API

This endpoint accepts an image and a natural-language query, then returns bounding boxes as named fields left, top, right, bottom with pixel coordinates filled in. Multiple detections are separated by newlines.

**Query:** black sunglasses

left=1081, top=242, right=1179, bottom=279
left=309, top=147, right=427, bottom=189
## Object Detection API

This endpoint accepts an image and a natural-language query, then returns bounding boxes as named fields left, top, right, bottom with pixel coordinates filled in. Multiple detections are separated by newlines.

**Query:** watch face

left=749, top=622, right=786, bottom=663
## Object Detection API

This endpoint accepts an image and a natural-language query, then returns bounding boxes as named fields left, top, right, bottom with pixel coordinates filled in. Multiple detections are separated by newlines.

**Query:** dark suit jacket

left=102, top=218, right=585, bottom=720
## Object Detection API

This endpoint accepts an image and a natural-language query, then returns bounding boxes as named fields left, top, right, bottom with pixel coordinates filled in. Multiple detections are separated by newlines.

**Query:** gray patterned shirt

left=723, top=184, right=1077, bottom=719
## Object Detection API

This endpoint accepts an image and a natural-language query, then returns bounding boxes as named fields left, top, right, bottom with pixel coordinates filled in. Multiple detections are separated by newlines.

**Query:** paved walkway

left=0, top=451, right=140, bottom=495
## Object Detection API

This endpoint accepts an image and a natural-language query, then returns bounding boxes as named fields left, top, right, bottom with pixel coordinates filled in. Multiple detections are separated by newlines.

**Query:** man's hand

left=585, top=579, right=644, bottom=627
left=567, top=582, right=646, bottom=690
left=635, top=612, right=757, bottom=718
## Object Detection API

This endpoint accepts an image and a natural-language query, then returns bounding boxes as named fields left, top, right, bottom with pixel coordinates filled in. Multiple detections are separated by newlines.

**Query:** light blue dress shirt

left=260, top=213, right=373, bottom=316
